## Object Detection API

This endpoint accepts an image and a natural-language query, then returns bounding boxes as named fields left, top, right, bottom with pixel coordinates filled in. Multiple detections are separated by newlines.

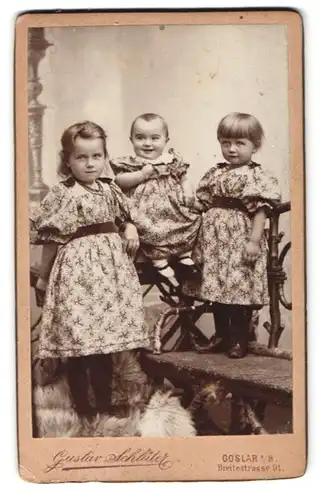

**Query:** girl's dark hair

left=217, top=112, right=265, bottom=149
left=58, top=121, right=108, bottom=178
left=130, top=113, right=169, bottom=138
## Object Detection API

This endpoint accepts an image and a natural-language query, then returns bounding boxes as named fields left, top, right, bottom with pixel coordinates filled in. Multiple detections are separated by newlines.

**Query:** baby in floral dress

left=111, top=113, right=202, bottom=288
left=188, top=112, right=281, bottom=358
left=30, top=121, right=151, bottom=417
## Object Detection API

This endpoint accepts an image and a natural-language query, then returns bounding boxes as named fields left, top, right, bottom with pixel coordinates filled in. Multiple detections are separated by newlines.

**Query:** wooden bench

left=142, top=351, right=292, bottom=406
left=141, top=351, right=292, bottom=435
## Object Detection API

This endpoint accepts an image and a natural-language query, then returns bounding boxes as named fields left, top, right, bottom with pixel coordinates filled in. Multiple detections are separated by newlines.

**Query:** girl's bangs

left=218, top=121, right=252, bottom=140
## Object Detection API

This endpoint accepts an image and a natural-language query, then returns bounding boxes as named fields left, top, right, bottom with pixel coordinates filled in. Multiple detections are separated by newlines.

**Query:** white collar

left=135, top=151, right=174, bottom=165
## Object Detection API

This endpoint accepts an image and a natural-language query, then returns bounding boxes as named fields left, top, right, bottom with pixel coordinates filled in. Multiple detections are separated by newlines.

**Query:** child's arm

left=115, top=165, right=154, bottom=191
left=180, top=176, right=195, bottom=207
left=243, top=208, right=267, bottom=264
left=36, top=243, right=58, bottom=290
left=191, top=166, right=218, bottom=213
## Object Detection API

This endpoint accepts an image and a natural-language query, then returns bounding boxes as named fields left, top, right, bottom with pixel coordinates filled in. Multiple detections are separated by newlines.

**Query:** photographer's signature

left=44, top=448, right=173, bottom=473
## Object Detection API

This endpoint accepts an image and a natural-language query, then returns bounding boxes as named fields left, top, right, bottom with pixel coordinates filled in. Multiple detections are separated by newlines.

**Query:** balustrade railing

left=28, top=27, right=51, bottom=208
left=264, top=201, right=291, bottom=349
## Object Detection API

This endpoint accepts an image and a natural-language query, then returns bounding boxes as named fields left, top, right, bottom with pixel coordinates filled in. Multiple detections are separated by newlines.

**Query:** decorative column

left=28, top=27, right=51, bottom=207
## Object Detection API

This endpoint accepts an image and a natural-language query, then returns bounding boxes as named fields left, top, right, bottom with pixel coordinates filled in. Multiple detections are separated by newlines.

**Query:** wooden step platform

left=141, top=351, right=292, bottom=406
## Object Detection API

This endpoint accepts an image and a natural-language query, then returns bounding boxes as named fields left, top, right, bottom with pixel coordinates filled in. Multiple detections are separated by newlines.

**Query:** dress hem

left=36, top=338, right=152, bottom=359
left=182, top=293, right=269, bottom=307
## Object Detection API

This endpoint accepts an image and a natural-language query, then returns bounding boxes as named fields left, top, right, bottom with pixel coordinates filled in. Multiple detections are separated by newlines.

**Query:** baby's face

left=130, top=118, right=168, bottom=160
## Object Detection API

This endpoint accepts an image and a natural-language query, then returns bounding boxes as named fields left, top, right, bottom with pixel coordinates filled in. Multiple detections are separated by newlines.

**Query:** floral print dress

left=30, top=178, right=151, bottom=359
left=184, top=162, right=281, bottom=306
left=110, top=149, right=202, bottom=260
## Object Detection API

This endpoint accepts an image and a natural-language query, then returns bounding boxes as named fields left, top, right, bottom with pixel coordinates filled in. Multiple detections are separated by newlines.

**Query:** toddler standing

left=189, top=113, right=281, bottom=358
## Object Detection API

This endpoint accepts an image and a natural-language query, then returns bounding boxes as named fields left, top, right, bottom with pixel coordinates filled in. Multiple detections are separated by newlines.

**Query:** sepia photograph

left=15, top=10, right=305, bottom=482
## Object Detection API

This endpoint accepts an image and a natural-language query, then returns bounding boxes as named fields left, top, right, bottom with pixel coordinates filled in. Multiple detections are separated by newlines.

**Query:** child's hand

left=123, top=223, right=140, bottom=258
left=243, top=240, right=261, bottom=264
left=141, top=164, right=154, bottom=181
left=242, top=196, right=257, bottom=212
left=35, top=277, right=48, bottom=308
left=192, top=199, right=205, bottom=213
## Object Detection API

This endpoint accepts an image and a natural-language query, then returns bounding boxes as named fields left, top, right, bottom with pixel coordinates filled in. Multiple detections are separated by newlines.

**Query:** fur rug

left=33, top=350, right=197, bottom=438
left=34, top=377, right=197, bottom=438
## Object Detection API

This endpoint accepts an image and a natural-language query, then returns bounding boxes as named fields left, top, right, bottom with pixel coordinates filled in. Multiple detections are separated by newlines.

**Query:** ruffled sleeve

left=107, top=181, right=134, bottom=229
left=110, top=157, right=142, bottom=175
left=29, top=183, right=80, bottom=244
left=161, top=149, right=189, bottom=180
left=194, top=165, right=220, bottom=212
left=241, top=165, right=281, bottom=214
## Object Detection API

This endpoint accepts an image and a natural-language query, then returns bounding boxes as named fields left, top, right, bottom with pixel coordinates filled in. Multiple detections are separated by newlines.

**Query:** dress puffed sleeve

left=108, top=181, right=134, bottom=229
left=110, top=157, right=141, bottom=175
left=164, top=149, right=190, bottom=180
left=29, top=183, right=80, bottom=244
left=241, top=165, right=282, bottom=214
left=194, top=165, right=220, bottom=212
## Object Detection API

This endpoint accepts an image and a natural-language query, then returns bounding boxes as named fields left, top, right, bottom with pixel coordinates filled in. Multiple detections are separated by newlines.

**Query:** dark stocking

left=89, top=354, right=113, bottom=414
left=228, top=305, right=252, bottom=359
left=67, top=356, right=93, bottom=416
left=211, top=303, right=232, bottom=352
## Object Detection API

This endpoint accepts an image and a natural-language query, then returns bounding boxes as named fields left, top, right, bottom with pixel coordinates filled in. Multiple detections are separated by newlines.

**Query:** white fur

left=34, top=384, right=196, bottom=438
left=92, top=411, right=142, bottom=437
left=33, top=376, right=73, bottom=410
left=35, top=408, right=82, bottom=437
left=32, top=350, right=196, bottom=438
left=138, top=390, right=196, bottom=437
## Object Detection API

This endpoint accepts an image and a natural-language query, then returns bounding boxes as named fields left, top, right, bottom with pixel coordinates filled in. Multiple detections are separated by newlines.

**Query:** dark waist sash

left=70, top=221, right=119, bottom=241
left=209, top=197, right=248, bottom=213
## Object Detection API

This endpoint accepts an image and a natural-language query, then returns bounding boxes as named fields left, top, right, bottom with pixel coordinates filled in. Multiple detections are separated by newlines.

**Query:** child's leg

left=211, top=303, right=231, bottom=352
left=89, top=353, right=113, bottom=414
left=67, top=356, right=93, bottom=416
left=228, top=305, right=252, bottom=359
left=152, top=258, right=179, bottom=287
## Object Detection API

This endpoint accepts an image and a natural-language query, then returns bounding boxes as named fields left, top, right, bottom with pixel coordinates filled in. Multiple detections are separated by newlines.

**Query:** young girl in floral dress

left=110, top=113, right=202, bottom=288
left=189, top=113, right=281, bottom=358
left=31, top=121, right=151, bottom=417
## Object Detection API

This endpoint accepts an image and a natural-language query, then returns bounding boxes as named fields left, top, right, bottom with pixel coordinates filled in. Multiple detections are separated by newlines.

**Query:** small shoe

left=209, top=336, right=227, bottom=353
left=175, top=261, right=202, bottom=280
left=227, top=342, right=247, bottom=359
